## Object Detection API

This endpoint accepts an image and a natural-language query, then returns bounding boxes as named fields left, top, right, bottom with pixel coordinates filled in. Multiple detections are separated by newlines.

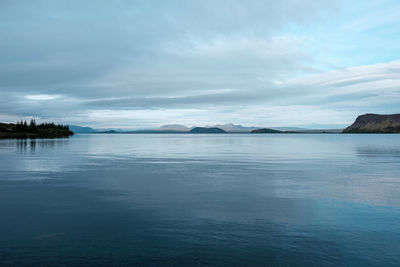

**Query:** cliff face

left=343, top=114, right=400, bottom=133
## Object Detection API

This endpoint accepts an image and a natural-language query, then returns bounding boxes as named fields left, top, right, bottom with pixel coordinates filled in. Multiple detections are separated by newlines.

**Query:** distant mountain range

left=157, top=123, right=258, bottom=132
left=155, top=123, right=303, bottom=133
left=67, top=123, right=343, bottom=134
left=68, top=114, right=400, bottom=135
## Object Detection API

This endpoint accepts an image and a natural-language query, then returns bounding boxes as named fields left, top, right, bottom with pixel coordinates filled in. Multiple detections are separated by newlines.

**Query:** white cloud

left=25, top=94, right=62, bottom=101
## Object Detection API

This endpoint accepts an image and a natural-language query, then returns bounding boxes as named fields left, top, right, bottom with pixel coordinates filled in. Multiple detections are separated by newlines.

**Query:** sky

left=0, top=0, right=399, bottom=129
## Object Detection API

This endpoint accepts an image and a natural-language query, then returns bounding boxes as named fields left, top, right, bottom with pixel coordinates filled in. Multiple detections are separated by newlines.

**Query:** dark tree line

left=15, top=119, right=70, bottom=133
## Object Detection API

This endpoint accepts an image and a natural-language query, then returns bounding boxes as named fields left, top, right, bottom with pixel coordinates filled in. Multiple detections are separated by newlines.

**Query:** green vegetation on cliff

left=0, top=119, right=74, bottom=138
left=343, top=114, right=400, bottom=133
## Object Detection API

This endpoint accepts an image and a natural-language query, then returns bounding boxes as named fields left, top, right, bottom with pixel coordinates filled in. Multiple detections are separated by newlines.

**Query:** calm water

left=0, top=134, right=399, bottom=266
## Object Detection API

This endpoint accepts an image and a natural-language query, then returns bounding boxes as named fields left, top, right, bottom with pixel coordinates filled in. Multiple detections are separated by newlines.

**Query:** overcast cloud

left=0, top=0, right=399, bottom=128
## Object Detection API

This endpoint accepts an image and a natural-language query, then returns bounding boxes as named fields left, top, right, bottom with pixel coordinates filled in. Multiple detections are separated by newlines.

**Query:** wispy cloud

left=25, top=94, right=62, bottom=101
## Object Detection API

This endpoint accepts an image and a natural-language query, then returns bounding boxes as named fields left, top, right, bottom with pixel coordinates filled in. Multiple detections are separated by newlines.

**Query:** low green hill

left=251, top=128, right=283, bottom=133
left=189, top=127, right=226, bottom=133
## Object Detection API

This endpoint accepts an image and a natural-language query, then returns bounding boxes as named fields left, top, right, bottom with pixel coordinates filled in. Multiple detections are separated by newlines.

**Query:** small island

left=343, top=113, right=400, bottom=133
left=251, top=128, right=283, bottom=133
left=0, top=120, right=74, bottom=139
left=189, top=127, right=226, bottom=133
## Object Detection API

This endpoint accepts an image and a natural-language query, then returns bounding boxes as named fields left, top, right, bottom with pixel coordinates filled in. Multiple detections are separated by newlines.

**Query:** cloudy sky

left=1, top=0, right=399, bottom=129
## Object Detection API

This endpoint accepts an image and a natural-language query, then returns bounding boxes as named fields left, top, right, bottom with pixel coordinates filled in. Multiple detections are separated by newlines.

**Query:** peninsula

left=0, top=120, right=74, bottom=139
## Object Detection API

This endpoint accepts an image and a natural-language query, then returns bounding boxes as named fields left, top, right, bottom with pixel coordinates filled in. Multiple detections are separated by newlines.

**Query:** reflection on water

left=30, top=139, right=35, bottom=153
left=0, top=134, right=399, bottom=266
left=11, top=138, right=69, bottom=154
left=357, top=146, right=400, bottom=157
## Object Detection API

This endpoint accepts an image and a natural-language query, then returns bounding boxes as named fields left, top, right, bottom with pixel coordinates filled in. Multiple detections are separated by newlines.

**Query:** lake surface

left=0, top=134, right=399, bottom=266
